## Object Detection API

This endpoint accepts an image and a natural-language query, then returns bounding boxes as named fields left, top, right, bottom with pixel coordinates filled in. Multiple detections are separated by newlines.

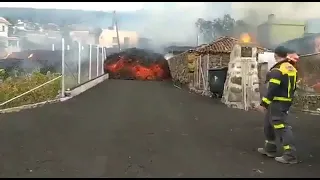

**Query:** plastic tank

left=208, top=67, right=228, bottom=97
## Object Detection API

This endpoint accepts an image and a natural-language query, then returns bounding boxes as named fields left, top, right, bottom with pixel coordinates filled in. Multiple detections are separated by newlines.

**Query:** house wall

left=69, top=31, right=96, bottom=45
left=0, top=22, right=8, bottom=37
left=257, top=18, right=305, bottom=48
left=270, top=24, right=305, bottom=45
left=99, top=29, right=139, bottom=49
left=0, top=22, right=8, bottom=48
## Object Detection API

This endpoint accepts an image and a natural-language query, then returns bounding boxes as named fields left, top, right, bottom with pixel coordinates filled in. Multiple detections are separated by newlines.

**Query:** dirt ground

left=0, top=80, right=319, bottom=178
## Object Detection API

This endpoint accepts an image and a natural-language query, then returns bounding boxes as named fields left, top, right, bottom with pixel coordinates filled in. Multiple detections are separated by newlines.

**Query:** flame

left=240, top=33, right=251, bottom=43
left=104, top=56, right=170, bottom=80
left=28, top=54, right=34, bottom=59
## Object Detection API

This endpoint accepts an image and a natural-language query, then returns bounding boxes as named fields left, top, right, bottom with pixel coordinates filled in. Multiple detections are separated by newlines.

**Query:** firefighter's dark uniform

left=260, top=60, right=297, bottom=159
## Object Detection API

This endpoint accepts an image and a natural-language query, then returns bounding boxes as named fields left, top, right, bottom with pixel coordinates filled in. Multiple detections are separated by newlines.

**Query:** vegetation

left=0, top=70, right=61, bottom=109
left=195, top=14, right=252, bottom=43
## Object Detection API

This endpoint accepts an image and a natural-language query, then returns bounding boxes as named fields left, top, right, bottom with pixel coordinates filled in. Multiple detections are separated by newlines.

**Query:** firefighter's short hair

left=274, top=46, right=289, bottom=58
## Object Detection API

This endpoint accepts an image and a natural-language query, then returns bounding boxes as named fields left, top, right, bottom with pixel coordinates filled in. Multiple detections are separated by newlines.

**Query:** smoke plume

left=132, top=2, right=232, bottom=52
left=232, top=2, right=320, bottom=25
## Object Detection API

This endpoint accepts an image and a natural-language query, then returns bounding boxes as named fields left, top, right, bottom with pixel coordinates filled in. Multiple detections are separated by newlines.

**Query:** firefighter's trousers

left=264, top=101, right=297, bottom=157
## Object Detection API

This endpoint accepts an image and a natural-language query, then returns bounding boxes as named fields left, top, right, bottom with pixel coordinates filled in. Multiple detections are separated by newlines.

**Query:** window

left=124, top=37, right=130, bottom=44
left=112, top=37, right=118, bottom=43
left=0, top=25, right=5, bottom=32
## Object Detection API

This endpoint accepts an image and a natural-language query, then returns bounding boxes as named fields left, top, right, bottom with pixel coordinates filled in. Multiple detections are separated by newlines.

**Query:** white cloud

left=0, top=2, right=145, bottom=12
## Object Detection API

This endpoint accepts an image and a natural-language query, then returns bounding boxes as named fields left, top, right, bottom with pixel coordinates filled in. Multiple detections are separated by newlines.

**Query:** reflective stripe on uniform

left=262, top=97, right=271, bottom=104
left=273, top=96, right=292, bottom=102
left=269, top=78, right=281, bottom=85
left=283, top=145, right=290, bottom=150
left=274, top=124, right=285, bottom=129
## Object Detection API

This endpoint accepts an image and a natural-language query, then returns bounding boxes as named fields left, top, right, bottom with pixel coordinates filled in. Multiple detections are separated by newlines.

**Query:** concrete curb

left=0, top=74, right=109, bottom=114
left=0, top=99, right=60, bottom=114
left=66, top=74, right=109, bottom=97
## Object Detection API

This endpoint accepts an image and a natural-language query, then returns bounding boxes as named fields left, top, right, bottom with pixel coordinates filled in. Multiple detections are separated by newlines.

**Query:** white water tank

left=258, top=52, right=276, bottom=70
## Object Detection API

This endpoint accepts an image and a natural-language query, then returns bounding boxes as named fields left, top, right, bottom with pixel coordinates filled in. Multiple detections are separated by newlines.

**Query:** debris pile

left=104, top=48, right=171, bottom=80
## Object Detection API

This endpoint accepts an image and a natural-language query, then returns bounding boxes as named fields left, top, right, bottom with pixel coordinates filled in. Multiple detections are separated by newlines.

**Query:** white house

left=0, top=17, right=11, bottom=48
left=0, top=17, right=11, bottom=58
left=0, top=17, right=11, bottom=38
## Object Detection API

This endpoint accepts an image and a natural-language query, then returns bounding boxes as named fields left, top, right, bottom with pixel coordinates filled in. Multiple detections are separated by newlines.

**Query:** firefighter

left=255, top=46, right=299, bottom=164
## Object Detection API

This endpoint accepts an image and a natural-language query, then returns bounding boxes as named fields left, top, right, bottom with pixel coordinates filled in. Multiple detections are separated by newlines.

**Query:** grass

left=0, top=71, right=61, bottom=109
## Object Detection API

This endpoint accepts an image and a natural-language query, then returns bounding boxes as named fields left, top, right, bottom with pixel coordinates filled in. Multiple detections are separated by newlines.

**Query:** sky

left=0, top=2, right=229, bottom=13
left=0, top=2, right=145, bottom=11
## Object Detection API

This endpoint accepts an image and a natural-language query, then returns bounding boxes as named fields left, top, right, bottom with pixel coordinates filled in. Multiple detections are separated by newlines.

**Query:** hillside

left=0, top=7, right=145, bottom=30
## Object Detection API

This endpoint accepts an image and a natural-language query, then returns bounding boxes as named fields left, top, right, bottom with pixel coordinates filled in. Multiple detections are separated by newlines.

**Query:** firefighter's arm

left=260, top=69, right=283, bottom=108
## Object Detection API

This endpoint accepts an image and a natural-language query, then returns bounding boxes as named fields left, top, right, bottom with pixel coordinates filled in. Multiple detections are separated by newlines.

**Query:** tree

left=211, top=14, right=235, bottom=37
left=195, top=14, right=254, bottom=43
left=195, top=14, right=236, bottom=43
left=195, top=18, right=215, bottom=43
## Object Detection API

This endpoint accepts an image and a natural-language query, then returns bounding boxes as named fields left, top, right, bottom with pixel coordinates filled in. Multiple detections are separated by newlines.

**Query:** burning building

left=104, top=48, right=171, bottom=81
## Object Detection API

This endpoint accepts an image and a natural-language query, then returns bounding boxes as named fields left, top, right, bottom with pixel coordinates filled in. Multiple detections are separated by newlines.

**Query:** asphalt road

left=0, top=80, right=320, bottom=178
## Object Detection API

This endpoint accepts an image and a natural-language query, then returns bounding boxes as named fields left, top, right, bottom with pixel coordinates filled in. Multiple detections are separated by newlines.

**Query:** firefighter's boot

left=275, top=145, right=298, bottom=164
left=275, top=154, right=298, bottom=164
left=258, top=140, right=277, bottom=157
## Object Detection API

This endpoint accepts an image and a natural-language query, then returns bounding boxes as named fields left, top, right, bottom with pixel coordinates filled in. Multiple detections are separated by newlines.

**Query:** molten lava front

left=104, top=48, right=171, bottom=81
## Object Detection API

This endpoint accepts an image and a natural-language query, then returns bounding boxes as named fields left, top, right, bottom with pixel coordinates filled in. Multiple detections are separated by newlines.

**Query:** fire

left=104, top=56, right=170, bottom=81
left=240, top=33, right=251, bottom=43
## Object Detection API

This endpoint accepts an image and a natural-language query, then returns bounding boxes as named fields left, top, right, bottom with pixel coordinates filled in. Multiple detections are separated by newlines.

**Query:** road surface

left=0, top=80, right=319, bottom=178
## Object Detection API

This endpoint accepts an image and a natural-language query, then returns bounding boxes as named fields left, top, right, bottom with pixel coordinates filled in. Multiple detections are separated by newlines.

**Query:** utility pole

left=113, top=11, right=121, bottom=52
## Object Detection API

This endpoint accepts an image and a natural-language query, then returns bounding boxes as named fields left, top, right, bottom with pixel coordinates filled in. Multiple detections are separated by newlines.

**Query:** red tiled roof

left=195, top=36, right=238, bottom=54
left=0, top=17, right=11, bottom=25
left=195, top=36, right=266, bottom=54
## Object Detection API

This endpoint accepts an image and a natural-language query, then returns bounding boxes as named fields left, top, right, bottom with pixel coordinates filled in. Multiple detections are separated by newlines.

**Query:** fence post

left=96, top=45, right=99, bottom=77
left=101, top=47, right=104, bottom=75
left=199, top=56, right=202, bottom=89
left=61, top=38, right=65, bottom=98
left=206, top=54, right=209, bottom=91
left=78, top=41, right=81, bottom=84
left=89, top=44, right=92, bottom=80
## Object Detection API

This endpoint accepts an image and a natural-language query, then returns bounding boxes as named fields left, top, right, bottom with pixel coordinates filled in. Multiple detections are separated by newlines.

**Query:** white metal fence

left=60, top=38, right=106, bottom=92
left=0, top=38, right=107, bottom=109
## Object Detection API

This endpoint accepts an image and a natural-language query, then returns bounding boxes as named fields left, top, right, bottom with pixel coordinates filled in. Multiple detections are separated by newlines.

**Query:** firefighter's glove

left=255, top=104, right=267, bottom=113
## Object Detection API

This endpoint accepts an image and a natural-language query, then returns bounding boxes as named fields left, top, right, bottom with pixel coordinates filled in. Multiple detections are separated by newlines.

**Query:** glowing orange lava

left=104, top=56, right=170, bottom=80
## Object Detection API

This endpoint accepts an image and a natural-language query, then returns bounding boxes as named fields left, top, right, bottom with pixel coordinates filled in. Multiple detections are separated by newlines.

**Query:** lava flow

left=104, top=48, right=171, bottom=81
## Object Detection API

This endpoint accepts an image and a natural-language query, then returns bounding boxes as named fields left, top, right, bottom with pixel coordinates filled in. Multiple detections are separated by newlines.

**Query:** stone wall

left=258, top=62, right=268, bottom=99
left=168, top=52, right=194, bottom=85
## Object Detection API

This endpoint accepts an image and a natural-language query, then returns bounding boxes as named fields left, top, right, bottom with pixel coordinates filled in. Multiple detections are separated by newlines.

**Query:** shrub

left=0, top=72, right=61, bottom=109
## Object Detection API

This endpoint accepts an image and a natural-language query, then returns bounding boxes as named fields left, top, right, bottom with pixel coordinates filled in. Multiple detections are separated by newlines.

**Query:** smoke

left=132, top=2, right=232, bottom=52
left=232, top=2, right=320, bottom=25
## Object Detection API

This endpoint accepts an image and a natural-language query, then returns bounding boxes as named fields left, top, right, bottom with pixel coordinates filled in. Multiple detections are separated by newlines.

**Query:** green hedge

left=0, top=71, right=61, bottom=109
